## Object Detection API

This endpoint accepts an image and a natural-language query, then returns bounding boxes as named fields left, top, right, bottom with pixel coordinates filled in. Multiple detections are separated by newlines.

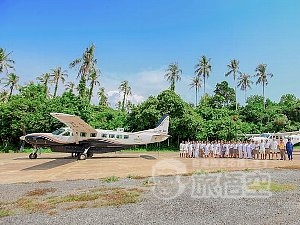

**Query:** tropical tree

left=189, top=76, right=202, bottom=107
left=225, top=59, right=241, bottom=110
left=255, top=63, right=273, bottom=109
left=97, top=87, right=109, bottom=107
left=65, top=81, right=76, bottom=93
left=88, top=69, right=100, bottom=103
left=0, top=48, right=15, bottom=74
left=237, top=73, right=253, bottom=102
left=69, top=44, right=98, bottom=99
left=0, top=90, right=9, bottom=102
left=36, top=73, right=51, bottom=97
left=118, top=80, right=132, bottom=111
left=164, top=62, right=182, bottom=91
left=195, top=55, right=212, bottom=95
left=50, top=66, right=68, bottom=97
left=1, top=73, right=19, bottom=98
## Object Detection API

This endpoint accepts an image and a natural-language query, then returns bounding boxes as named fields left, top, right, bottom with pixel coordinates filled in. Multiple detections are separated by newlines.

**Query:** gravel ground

left=0, top=169, right=299, bottom=225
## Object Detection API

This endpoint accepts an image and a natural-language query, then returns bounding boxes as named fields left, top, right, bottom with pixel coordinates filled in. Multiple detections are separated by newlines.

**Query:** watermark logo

left=151, top=159, right=186, bottom=200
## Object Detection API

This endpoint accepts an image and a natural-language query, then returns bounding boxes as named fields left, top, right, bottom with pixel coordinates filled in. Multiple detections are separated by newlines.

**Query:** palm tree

left=0, top=48, right=15, bottom=74
left=1, top=73, right=19, bottom=98
left=118, top=80, right=132, bottom=111
left=195, top=55, right=212, bottom=95
left=225, top=59, right=241, bottom=110
left=88, top=68, right=100, bottom=103
left=255, top=63, right=273, bottom=109
left=36, top=73, right=51, bottom=96
left=97, top=87, right=109, bottom=107
left=237, top=73, right=253, bottom=102
left=69, top=44, right=98, bottom=99
left=164, top=62, right=182, bottom=91
left=189, top=76, right=202, bottom=107
left=50, top=66, right=68, bottom=97
left=0, top=90, right=9, bottom=102
left=65, top=81, right=76, bottom=93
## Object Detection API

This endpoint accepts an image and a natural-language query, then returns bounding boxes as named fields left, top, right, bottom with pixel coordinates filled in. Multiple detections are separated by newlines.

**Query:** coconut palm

left=255, top=63, right=273, bottom=109
left=97, top=87, right=109, bottom=107
left=237, top=73, right=253, bottom=102
left=36, top=73, right=51, bottom=96
left=88, top=68, right=100, bottom=103
left=189, top=76, right=202, bottom=107
left=1, top=73, right=19, bottom=98
left=0, top=48, right=15, bottom=74
left=118, top=80, right=132, bottom=111
left=69, top=44, right=98, bottom=99
left=195, top=55, right=212, bottom=95
left=65, top=81, right=76, bottom=93
left=0, top=90, right=9, bottom=102
left=164, top=62, right=182, bottom=91
left=225, top=59, right=241, bottom=110
left=50, top=67, right=68, bottom=97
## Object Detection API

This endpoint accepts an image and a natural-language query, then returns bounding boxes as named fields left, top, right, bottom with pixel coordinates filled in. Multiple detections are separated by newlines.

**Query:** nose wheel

left=29, top=153, right=38, bottom=159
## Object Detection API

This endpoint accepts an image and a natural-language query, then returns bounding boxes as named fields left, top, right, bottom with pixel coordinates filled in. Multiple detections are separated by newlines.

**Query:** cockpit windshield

left=52, top=128, right=66, bottom=135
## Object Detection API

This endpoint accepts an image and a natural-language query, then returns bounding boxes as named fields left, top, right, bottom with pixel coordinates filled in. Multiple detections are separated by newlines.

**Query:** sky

left=1, top=0, right=300, bottom=106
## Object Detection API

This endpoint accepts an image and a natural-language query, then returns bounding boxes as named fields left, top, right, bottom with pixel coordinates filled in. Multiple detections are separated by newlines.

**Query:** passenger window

left=90, top=133, right=97, bottom=137
left=116, top=134, right=123, bottom=139
left=62, top=131, right=70, bottom=136
left=109, top=134, right=115, bottom=138
left=102, top=134, right=108, bottom=138
left=80, top=132, right=86, bottom=137
left=124, top=135, right=129, bottom=139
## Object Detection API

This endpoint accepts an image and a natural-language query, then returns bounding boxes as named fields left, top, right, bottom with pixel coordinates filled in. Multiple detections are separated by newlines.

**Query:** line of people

left=179, top=138, right=294, bottom=160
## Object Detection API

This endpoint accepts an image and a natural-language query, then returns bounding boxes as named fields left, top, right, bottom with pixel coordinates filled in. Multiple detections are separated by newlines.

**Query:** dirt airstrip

left=0, top=151, right=299, bottom=184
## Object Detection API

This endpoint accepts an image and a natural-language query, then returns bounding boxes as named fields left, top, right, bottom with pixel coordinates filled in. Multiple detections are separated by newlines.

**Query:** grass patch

left=101, top=175, right=119, bottom=183
left=248, top=181, right=297, bottom=192
left=193, top=169, right=209, bottom=175
left=15, top=198, right=53, bottom=213
left=126, top=174, right=144, bottom=179
left=25, top=188, right=57, bottom=197
left=242, top=168, right=253, bottom=172
left=211, top=169, right=226, bottom=173
left=47, top=187, right=142, bottom=208
left=0, top=208, right=13, bottom=218
left=142, top=178, right=155, bottom=186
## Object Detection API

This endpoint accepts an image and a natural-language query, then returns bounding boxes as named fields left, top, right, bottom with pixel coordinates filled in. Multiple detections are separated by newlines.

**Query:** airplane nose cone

left=20, top=136, right=25, bottom=141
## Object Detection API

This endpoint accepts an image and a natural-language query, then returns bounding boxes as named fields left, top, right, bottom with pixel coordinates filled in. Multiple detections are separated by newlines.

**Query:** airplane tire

left=87, top=152, right=93, bottom=158
left=78, top=153, right=87, bottom=160
left=29, top=153, right=38, bottom=159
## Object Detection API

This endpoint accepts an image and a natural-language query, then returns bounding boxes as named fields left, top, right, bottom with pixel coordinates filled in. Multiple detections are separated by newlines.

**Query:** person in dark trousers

left=286, top=138, right=294, bottom=160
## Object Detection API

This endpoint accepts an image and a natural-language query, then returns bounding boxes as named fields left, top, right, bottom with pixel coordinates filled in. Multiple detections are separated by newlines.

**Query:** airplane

left=20, top=113, right=170, bottom=160
left=250, top=131, right=300, bottom=145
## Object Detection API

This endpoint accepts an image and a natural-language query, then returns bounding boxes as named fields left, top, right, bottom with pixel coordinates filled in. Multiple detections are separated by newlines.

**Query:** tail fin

left=154, top=115, right=169, bottom=134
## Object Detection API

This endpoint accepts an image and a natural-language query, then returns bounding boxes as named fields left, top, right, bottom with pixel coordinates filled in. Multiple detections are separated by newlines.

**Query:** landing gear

left=28, top=147, right=39, bottom=159
left=78, top=153, right=87, bottom=160
left=29, top=153, right=37, bottom=159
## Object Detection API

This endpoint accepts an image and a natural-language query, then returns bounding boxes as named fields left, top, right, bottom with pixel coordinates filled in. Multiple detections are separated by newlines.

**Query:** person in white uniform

left=259, top=139, right=266, bottom=159
left=243, top=141, right=248, bottom=159
left=179, top=141, right=184, bottom=158
left=238, top=140, right=243, bottom=159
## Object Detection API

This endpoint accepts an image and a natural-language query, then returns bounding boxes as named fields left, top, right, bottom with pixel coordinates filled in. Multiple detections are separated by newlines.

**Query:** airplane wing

left=50, top=113, right=97, bottom=134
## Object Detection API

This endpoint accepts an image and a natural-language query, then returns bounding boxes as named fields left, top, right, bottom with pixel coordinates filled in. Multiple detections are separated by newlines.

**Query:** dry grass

left=0, top=208, right=13, bottom=218
left=25, top=188, right=57, bottom=197
left=15, top=198, right=53, bottom=213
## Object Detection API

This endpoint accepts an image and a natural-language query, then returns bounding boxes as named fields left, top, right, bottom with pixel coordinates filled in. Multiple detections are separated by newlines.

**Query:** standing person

left=205, top=142, right=210, bottom=158
left=259, top=139, right=266, bottom=159
left=233, top=141, right=238, bottom=158
left=286, top=138, right=294, bottom=160
left=194, top=141, right=200, bottom=158
left=238, top=140, right=243, bottom=159
left=188, top=141, right=194, bottom=158
left=243, top=141, right=248, bottom=159
left=184, top=141, right=189, bottom=158
left=246, top=141, right=253, bottom=159
left=265, top=139, right=271, bottom=160
left=179, top=140, right=184, bottom=158
left=220, top=141, right=226, bottom=158
left=278, top=139, right=286, bottom=160
left=253, top=141, right=259, bottom=159
left=270, top=138, right=278, bottom=160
